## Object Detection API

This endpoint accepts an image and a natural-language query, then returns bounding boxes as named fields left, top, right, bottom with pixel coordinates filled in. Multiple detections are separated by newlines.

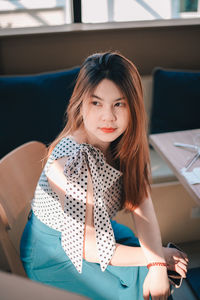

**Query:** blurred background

left=0, top=0, right=200, bottom=29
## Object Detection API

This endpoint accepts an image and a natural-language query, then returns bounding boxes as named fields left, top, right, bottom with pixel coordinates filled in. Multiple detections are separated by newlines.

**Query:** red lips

left=100, top=128, right=116, bottom=133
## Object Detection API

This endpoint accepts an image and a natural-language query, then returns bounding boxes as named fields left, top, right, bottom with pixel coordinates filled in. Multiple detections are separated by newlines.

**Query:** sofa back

left=0, top=67, right=80, bottom=159
left=1, top=67, right=200, bottom=159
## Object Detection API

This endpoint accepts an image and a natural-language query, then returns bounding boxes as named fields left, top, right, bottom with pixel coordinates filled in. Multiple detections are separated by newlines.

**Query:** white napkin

left=181, top=167, right=200, bottom=185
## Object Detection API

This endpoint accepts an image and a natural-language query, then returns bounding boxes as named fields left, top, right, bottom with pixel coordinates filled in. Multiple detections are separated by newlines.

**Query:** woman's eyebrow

left=91, top=94, right=126, bottom=101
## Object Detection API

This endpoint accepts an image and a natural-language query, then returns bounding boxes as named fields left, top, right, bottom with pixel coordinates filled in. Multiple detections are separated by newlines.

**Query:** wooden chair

left=0, top=141, right=47, bottom=276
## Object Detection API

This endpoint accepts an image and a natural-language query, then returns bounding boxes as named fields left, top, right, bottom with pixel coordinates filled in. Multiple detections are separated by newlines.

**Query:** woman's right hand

left=143, top=267, right=171, bottom=300
left=163, top=247, right=188, bottom=278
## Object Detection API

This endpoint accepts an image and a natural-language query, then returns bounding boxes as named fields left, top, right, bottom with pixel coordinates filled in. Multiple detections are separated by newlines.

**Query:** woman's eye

left=115, top=102, right=125, bottom=107
left=91, top=101, right=101, bottom=106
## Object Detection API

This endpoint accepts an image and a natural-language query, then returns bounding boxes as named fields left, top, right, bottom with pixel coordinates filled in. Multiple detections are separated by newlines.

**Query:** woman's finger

left=176, top=261, right=188, bottom=272
left=174, top=263, right=187, bottom=278
left=143, top=276, right=150, bottom=300
left=173, top=254, right=188, bottom=265
left=174, top=250, right=189, bottom=262
left=171, top=264, right=186, bottom=278
left=168, top=260, right=187, bottom=272
left=167, top=289, right=171, bottom=300
left=167, top=262, right=187, bottom=278
left=143, top=290, right=150, bottom=300
left=151, top=292, right=169, bottom=300
left=148, top=288, right=170, bottom=300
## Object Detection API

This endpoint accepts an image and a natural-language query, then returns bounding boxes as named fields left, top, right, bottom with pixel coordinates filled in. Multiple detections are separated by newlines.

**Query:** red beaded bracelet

left=147, top=262, right=168, bottom=269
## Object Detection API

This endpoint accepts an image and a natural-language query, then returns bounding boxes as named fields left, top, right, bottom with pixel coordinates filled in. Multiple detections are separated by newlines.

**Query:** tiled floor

left=171, top=240, right=200, bottom=300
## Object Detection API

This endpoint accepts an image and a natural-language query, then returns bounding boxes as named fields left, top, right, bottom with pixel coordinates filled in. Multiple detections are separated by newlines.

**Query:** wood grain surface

left=149, top=129, right=200, bottom=205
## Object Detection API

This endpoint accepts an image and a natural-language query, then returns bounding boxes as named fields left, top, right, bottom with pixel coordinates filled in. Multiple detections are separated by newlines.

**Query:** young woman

left=20, top=51, right=188, bottom=300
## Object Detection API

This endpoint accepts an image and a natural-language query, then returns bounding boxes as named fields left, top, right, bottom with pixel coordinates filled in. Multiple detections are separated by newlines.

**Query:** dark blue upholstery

left=186, top=267, right=200, bottom=299
left=0, top=67, right=80, bottom=158
left=150, top=68, right=200, bottom=134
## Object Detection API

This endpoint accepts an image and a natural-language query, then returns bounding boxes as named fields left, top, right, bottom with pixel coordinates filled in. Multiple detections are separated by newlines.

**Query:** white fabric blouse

left=32, top=136, right=123, bottom=273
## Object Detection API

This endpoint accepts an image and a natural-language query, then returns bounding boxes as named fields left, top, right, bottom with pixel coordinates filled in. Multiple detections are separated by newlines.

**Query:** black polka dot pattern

left=32, top=137, right=122, bottom=273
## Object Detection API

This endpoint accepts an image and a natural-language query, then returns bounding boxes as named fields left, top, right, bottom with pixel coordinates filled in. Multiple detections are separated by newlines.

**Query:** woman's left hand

left=143, top=267, right=171, bottom=300
left=163, top=247, right=188, bottom=278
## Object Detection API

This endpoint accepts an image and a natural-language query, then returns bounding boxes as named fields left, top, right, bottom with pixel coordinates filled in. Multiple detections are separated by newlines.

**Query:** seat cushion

left=150, top=68, right=200, bottom=134
left=0, top=67, right=80, bottom=158
left=150, top=148, right=177, bottom=184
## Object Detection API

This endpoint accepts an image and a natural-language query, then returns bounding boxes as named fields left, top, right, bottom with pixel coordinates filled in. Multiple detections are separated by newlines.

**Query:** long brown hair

left=47, top=51, right=151, bottom=211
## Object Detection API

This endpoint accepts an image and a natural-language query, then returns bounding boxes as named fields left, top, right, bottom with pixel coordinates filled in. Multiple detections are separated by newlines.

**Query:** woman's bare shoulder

left=46, top=156, right=68, bottom=180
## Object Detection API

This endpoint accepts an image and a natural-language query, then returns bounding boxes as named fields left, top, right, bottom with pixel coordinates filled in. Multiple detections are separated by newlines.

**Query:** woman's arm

left=132, top=193, right=170, bottom=299
left=85, top=243, right=148, bottom=266
left=132, top=193, right=165, bottom=264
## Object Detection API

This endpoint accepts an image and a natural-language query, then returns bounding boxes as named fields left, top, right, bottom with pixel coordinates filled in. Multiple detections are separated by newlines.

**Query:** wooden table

left=149, top=129, right=200, bottom=206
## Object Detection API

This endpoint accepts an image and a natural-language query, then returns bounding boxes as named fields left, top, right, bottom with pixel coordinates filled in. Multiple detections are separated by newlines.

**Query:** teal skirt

left=20, top=212, right=172, bottom=300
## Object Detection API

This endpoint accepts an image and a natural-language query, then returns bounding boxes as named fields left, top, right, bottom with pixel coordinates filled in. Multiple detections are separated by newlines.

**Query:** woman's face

left=81, top=79, right=129, bottom=150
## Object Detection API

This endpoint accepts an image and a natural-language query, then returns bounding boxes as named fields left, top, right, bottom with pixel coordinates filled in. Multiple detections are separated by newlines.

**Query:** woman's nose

left=101, top=107, right=116, bottom=122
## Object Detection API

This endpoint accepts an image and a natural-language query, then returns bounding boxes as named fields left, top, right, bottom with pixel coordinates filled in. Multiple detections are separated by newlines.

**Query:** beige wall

left=115, top=182, right=200, bottom=245
left=0, top=20, right=200, bottom=75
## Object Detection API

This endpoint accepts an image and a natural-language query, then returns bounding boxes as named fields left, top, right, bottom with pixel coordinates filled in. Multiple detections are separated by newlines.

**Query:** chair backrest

left=0, top=141, right=47, bottom=276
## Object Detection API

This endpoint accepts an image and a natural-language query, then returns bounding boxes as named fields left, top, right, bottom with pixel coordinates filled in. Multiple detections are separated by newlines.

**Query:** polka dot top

left=32, top=136, right=123, bottom=273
